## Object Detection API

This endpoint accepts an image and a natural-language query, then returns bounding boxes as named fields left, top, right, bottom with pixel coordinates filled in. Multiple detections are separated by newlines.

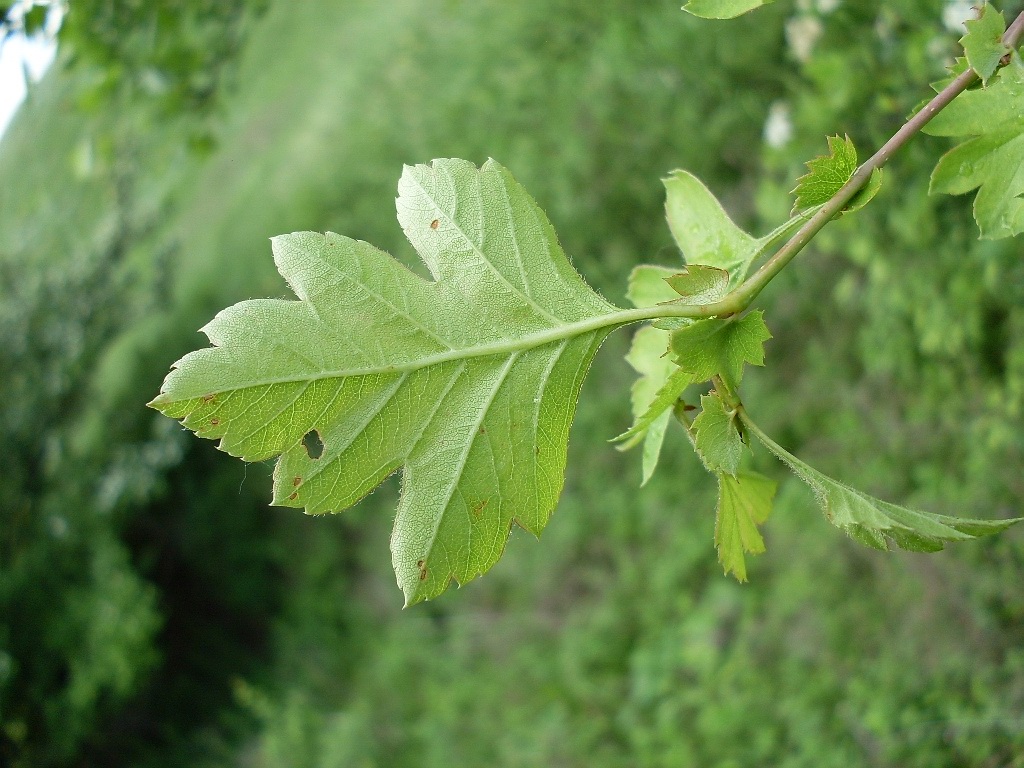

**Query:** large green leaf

left=741, top=413, right=1022, bottom=552
left=151, top=158, right=624, bottom=605
left=927, top=56, right=1024, bottom=239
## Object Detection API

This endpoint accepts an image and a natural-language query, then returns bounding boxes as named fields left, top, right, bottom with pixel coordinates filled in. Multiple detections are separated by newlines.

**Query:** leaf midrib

left=169, top=307, right=668, bottom=397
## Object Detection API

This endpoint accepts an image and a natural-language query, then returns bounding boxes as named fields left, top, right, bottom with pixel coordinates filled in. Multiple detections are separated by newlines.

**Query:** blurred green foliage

left=1, top=0, right=1023, bottom=765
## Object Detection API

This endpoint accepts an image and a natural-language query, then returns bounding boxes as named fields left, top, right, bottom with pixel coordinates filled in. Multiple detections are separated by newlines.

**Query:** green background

left=2, top=0, right=1023, bottom=765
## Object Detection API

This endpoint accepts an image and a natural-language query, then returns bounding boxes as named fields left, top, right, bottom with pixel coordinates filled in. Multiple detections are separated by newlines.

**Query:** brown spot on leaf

left=417, top=560, right=428, bottom=581
left=210, top=418, right=220, bottom=426
left=430, top=219, right=439, bottom=229
left=472, top=499, right=489, bottom=517
left=534, top=445, right=540, bottom=456
left=293, top=476, right=302, bottom=487
left=478, top=426, right=486, bottom=435
left=288, top=492, right=297, bottom=500
left=202, top=393, right=217, bottom=403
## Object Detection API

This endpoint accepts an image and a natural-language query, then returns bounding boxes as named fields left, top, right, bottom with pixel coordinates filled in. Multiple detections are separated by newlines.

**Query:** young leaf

left=741, top=413, right=1023, bottom=552
left=682, top=0, right=774, bottom=20
left=670, top=310, right=772, bottom=388
left=716, top=470, right=776, bottom=582
left=150, top=158, right=627, bottom=606
left=792, top=135, right=881, bottom=214
left=664, top=170, right=760, bottom=288
left=926, top=56, right=1024, bottom=239
left=961, top=3, right=1008, bottom=85
left=692, top=391, right=745, bottom=475
left=626, top=264, right=683, bottom=308
left=665, top=265, right=730, bottom=305
left=618, top=265, right=693, bottom=483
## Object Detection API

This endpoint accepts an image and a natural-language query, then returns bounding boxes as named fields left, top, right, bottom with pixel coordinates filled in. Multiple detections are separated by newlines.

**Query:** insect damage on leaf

left=150, top=158, right=627, bottom=606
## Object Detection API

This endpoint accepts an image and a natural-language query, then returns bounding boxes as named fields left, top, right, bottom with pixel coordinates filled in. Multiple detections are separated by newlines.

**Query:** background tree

left=2, top=1, right=1023, bottom=766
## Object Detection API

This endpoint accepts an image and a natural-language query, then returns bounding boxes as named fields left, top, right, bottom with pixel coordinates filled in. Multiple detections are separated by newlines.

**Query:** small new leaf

left=692, top=391, right=745, bottom=475
left=926, top=56, right=1024, bottom=239
left=151, top=158, right=624, bottom=606
left=716, top=471, right=776, bottom=582
left=664, top=170, right=761, bottom=288
left=742, top=414, right=1023, bottom=552
left=961, top=3, right=1008, bottom=85
left=792, top=135, right=880, bottom=214
left=626, top=264, right=683, bottom=308
left=670, top=310, right=772, bottom=388
left=619, top=265, right=693, bottom=484
left=683, top=0, right=774, bottom=19
left=617, top=327, right=692, bottom=484
left=665, top=265, right=730, bottom=305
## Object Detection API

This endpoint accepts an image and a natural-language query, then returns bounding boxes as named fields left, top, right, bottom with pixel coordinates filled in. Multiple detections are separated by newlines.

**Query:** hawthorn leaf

left=618, top=265, right=693, bottom=483
left=793, top=134, right=881, bottom=214
left=665, top=265, right=730, bottom=305
left=961, top=3, right=1007, bottom=85
left=741, top=413, right=1023, bottom=552
left=626, top=264, right=682, bottom=308
left=664, top=170, right=759, bottom=289
left=926, top=56, right=1024, bottom=239
left=716, top=470, right=776, bottom=582
left=664, top=170, right=818, bottom=291
left=670, top=310, right=772, bottom=388
left=150, top=158, right=626, bottom=606
left=682, top=0, right=774, bottom=19
left=692, top=391, right=745, bottom=475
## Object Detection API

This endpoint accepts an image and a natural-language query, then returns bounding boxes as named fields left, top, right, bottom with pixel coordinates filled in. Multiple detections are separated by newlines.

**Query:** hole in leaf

left=302, top=430, right=324, bottom=459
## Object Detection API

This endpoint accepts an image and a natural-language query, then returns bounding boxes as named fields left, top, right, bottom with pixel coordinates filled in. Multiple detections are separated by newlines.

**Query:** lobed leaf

left=618, top=265, right=693, bottom=483
left=692, top=391, right=745, bottom=476
left=151, top=158, right=626, bottom=605
left=670, top=310, right=772, bottom=388
left=716, top=471, right=776, bottom=582
left=682, top=0, right=774, bottom=20
left=664, top=170, right=760, bottom=288
left=665, top=265, right=730, bottom=305
left=741, top=413, right=1023, bottom=552
left=960, top=3, right=1008, bottom=85
left=792, top=134, right=882, bottom=215
left=926, top=56, right=1024, bottom=239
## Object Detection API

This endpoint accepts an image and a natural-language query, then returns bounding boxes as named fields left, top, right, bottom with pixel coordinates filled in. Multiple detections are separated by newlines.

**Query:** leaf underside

left=682, top=0, right=774, bottom=20
left=926, top=56, right=1024, bottom=239
left=150, top=158, right=623, bottom=605
left=716, top=470, right=776, bottom=582
left=670, top=310, right=772, bottom=388
left=617, top=266, right=693, bottom=484
left=742, top=414, right=1022, bottom=552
